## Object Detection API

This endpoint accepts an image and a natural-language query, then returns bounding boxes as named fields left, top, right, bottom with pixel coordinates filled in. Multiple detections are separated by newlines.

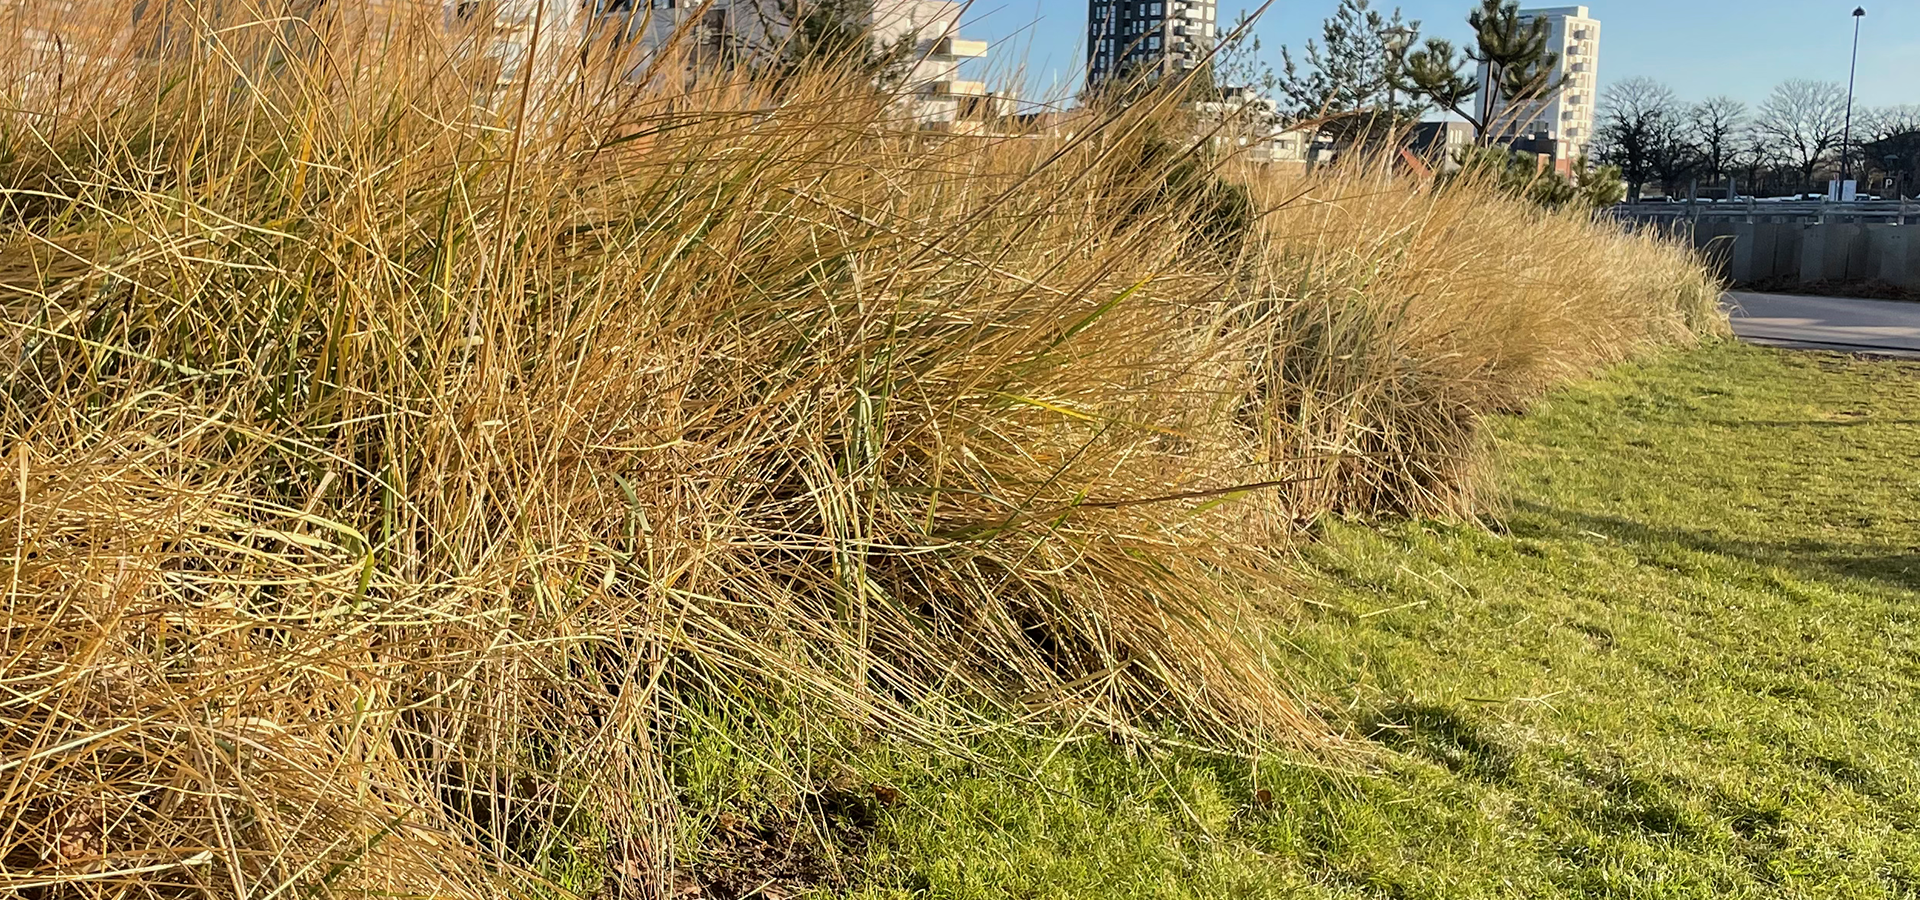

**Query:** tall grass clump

left=0, top=2, right=1721, bottom=896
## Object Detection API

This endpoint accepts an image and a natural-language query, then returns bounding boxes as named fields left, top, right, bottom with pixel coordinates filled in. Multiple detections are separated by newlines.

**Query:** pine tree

left=1274, top=0, right=1423, bottom=145
left=1403, top=0, right=1565, bottom=143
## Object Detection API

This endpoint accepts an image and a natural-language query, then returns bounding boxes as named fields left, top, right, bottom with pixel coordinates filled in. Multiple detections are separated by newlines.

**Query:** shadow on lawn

left=1508, top=500, right=1920, bottom=596
left=1364, top=702, right=1516, bottom=783
left=1712, top=419, right=1920, bottom=428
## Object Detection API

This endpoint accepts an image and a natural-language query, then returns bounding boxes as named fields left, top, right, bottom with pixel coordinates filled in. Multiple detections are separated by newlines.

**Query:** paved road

left=1723, top=291, right=1920, bottom=358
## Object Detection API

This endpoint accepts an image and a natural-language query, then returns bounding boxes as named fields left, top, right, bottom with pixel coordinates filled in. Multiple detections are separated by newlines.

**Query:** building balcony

left=932, top=37, right=988, bottom=58
left=921, top=118, right=990, bottom=134
left=927, top=79, right=988, bottom=97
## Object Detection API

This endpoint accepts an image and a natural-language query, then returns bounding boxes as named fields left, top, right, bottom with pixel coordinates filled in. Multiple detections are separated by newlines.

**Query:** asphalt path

left=1723, top=291, right=1920, bottom=358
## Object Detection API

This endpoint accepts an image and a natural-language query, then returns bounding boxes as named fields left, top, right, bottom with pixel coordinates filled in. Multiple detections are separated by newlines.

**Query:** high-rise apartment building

left=1478, top=5, right=1600, bottom=164
left=1086, top=0, right=1216, bottom=87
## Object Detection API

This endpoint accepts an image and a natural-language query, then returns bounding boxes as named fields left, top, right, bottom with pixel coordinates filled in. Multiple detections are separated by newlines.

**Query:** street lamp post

left=1840, top=6, right=1865, bottom=193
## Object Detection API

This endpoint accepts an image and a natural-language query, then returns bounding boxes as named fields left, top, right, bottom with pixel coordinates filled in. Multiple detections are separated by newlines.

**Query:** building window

left=1148, top=35, right=1160, bottom=48
left=1150, top=2, right=1161, bottom=13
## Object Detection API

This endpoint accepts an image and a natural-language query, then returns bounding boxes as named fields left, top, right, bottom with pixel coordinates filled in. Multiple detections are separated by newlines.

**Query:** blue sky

left=962, top=0, right=1920, bottom=111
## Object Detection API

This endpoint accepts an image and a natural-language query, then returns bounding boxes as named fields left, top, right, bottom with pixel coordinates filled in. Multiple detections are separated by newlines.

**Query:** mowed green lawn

left=809, top=342, right=1920, bottom=899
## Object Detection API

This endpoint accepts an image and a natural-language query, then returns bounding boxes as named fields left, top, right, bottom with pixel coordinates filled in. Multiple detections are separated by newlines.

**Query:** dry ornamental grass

left=0, top=2, right=1721, bottom=896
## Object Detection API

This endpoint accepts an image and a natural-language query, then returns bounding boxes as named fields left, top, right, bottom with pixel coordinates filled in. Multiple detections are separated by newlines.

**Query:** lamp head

left=1853, top=7, right=1866, bottom=16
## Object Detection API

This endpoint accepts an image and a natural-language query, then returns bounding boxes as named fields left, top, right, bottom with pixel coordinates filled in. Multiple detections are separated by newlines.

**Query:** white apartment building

left=1, top=0, right=997, bottom=130
left=1189, top=88, right=1320, bottom=170
left=870, top=0, right=1000, bottom=130
left=584, top=0, right=999, bottom=129
left=1477, top=5, right=1600, bottom=164
left=1087, top=0, right=1217, bottom=86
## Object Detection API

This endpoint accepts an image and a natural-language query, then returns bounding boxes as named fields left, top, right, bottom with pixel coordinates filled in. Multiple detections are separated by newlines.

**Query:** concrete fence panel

left=1661, top=221, right=1920, bottom=288
left=1798, top=226, right=1827, bottom=283
left=1767, top=225, right=1802, bottom=282
left=1879, top=228, right=1913, bottom=285
left=1694, top=223, right=1738, bottom=279
left=1825, top=225, right=1870, bottom=282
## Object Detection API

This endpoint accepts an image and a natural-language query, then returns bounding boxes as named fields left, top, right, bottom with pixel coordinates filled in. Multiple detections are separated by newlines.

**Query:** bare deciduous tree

left=1754, top=79, right=1847, bottom=192
left=1688, top=96, right=1747, bottom=193
left=1861, top=105, right=1920, bottom=197
left=1863, top=104, right=1920, bottom=138
left=1594, top=77, right=1679, bottom=201
left=1731, top=124, right=1782, bottom=196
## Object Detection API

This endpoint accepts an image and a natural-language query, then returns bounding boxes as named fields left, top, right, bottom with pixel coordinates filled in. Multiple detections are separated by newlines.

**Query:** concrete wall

left=1671, top=222, right=1920, bottom=288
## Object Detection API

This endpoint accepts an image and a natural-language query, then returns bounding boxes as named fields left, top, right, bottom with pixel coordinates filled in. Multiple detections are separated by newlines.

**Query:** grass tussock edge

left=0, top=3, right=1721, bottom=896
